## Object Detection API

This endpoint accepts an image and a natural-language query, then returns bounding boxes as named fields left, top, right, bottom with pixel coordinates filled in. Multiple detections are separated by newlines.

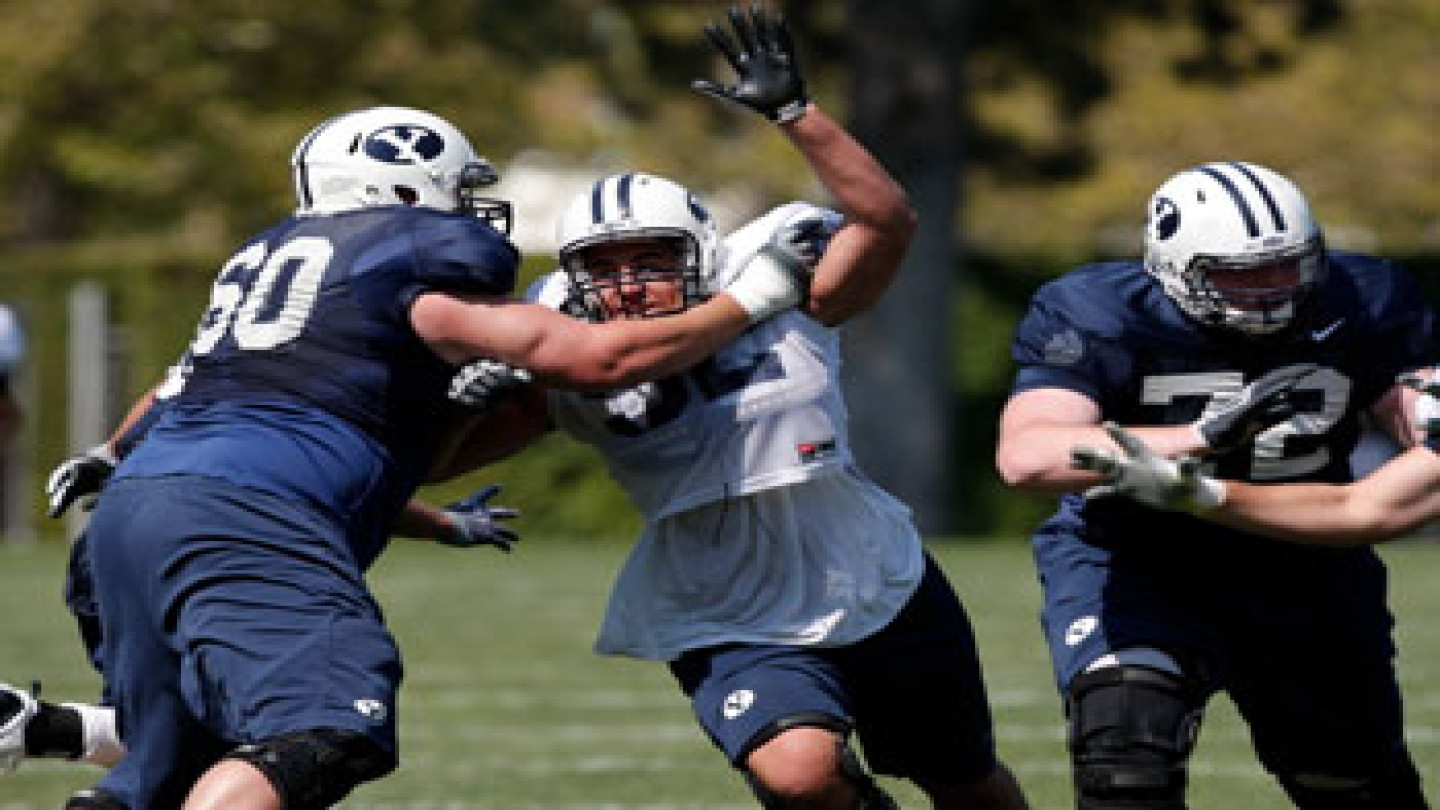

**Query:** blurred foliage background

left=0, top=0, right=1435, bottom=541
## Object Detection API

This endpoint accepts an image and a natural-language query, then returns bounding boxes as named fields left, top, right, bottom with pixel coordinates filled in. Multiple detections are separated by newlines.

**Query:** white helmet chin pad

left=1143, top=161, right=1326, bottom=335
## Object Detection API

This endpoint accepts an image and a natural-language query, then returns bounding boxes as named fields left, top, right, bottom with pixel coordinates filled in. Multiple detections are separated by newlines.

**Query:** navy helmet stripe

left=293, top=115, right=340, bottom=210
left=589, top=174, right=637, bottom=224
left=1228, top=162, right=1287, bottom=233
left=589, top=178, right=606, bottom=224
left=1199, top=165, right=1260, bottom=238
left=616, top=173, right=635, bottom=220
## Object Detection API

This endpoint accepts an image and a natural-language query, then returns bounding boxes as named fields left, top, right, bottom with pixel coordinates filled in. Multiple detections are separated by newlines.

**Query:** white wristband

left=61, top=702, right=126, bottom=767
left=723, top=251, right=802, bottom=323
left=1189, top=476, right=1227, bottom=512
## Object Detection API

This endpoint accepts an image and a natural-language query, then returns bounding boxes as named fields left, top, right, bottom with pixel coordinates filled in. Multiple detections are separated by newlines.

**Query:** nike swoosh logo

left=1310, top=319, right=1345, bottom=341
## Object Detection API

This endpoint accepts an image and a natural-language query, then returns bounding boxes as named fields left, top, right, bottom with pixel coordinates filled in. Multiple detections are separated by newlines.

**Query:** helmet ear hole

left=393, top=186, right=419, bottom=206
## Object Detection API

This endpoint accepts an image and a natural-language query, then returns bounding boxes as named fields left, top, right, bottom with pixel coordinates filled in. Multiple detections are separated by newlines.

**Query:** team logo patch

left=798, top=438, right=837, bottom=463
left=362, top=125, right=445, bottom=165
left=1042, top=328, right=1085, bottom=366
left=1152, top=196, right=1181, bottom=240
left=353, top=698, right=389, bottom=724
left=722, top=689, right=756, bottom=720
left=1064, top=615, right=1098, bottom=647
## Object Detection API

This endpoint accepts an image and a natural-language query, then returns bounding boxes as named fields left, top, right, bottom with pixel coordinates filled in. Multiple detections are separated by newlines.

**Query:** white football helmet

left=290, top=105, right=512, bottom=232
left=555, top=173, right=718, bottom=320
left=1144, top=161, right=1326, bottom=335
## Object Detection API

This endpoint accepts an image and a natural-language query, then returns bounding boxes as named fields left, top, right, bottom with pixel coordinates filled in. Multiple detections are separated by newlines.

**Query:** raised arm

left=693, top=4, right=915, bottom=326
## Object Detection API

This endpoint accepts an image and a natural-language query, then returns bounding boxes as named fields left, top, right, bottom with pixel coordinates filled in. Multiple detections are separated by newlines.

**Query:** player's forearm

left=525, top=295, right=751, bottom=390
left=1212, top=482, right=1399, bottom=546
left=783, top=108, right=916, bottom=325
left=998, top=422, right=1206, bottom=495
left=1215, top=449, right=1440, bottom=545
left=425, top=396, right=551, bottom=483
left=110, top=386, right=160, bottom=450
left=783, top=106, right=916, bottom=236
left=392, top=498, right=455, bottom=542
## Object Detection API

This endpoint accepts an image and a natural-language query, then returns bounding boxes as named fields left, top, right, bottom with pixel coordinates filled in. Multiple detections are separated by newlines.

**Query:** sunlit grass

left=1, top=537, right=1435, bottom=808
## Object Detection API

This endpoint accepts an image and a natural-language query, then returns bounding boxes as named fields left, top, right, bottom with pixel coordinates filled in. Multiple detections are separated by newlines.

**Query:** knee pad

left=63, top=789, right=128, bottom=810
left=835, top=740, right=900, bottom=810
left=1066, top=665, right=1203, bottom=809
left=743, top=734, right=898, bottom=810
left=1277, top=755, right=1428, bottom=810
left=226, top=728, right=395, bottom=810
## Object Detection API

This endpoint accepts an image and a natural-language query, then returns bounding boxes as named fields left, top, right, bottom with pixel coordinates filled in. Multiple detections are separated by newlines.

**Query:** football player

left=1069, top=371, right=1440, bottom=547
left=433, top=6, right=1031, bottom=809
left=995, top=161, right=1434, bottom=808
left=59, top=100, right=814, bottom=810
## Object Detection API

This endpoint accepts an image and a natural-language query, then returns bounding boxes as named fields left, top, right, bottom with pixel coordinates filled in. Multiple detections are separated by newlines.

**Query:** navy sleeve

left=406, top=214, right=519, bottom=296
left=348, top=212, right=521, bottom=332
left=1010, top=280, right=1136, bottom=410
left=1334, top=255, right=1439, bottom=409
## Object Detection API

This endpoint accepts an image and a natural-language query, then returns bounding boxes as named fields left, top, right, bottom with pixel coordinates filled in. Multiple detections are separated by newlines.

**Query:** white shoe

left=0, top=683, right=38, bottom=774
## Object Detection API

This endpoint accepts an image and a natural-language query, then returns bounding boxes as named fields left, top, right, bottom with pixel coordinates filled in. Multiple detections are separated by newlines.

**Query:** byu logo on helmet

left=362, top=125, right=445, bottom=166
left=1152, top=197, right=1181, bottom=241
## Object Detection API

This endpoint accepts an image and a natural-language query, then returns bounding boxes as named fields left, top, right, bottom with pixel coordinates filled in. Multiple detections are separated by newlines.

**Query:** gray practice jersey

left=531, top=204, right=925, bottom=661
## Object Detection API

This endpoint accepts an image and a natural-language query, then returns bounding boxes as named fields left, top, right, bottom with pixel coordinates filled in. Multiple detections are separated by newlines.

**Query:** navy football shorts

left=1037, top=532, right=1409, bottom=776
left=85, top=475, right=401, bottom=809
left=669, top=555, right=998, bottom=783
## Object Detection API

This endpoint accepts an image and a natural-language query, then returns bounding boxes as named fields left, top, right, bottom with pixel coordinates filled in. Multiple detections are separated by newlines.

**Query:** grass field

left=1, top=537, right=1436, bottom=809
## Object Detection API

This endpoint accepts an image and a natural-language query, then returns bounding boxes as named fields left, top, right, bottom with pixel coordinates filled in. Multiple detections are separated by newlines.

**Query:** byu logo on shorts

left=353, top=698, right=389, bottom=724
left=722, top=689, right=756, bottom=720
left=1065, top=615, right=1099, bottom=647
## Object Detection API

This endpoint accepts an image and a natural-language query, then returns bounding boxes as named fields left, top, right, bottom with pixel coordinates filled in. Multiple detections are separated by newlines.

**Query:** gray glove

left=448, top=359, right=533, bottom=412
left=1195, top=363, right=1320, bottom=453
left=45, top=445, right=117, bottom=518
left=1071, top=422, right=1226, bottom=512
left=1400, top=370, right=1440, bottom=441
left=693, top=3, right=809, bottom=124
left=440, top=485, right=520, bottom=552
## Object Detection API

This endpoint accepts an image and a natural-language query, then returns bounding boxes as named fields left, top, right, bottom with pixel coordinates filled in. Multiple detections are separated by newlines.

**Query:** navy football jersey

left=118, top=206, right=517, bottom=565
left=1011, top=252, right=1436, bottom=558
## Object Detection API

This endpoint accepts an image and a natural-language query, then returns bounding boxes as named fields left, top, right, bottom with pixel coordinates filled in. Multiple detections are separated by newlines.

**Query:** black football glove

left=439, top=485, right=520, bottom=552
left=1195, top=364, right=1320, bottom=453
left=45, top=445, right=117, bottom=518
left=693, top=3, right=809, bottom=124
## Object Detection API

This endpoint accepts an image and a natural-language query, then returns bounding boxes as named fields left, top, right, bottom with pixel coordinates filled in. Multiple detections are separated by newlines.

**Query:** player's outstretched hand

left=693, top=3, right=809, bottom=124
left=440, top=484, right=520, bottom=552
left=448, top=358, right=533, bottom=412
left=1071, top=422, right=1225, bottom=512
left=45, top=445, right=118, bottom=518
left=1195, top=363, right=1320, bottom=453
